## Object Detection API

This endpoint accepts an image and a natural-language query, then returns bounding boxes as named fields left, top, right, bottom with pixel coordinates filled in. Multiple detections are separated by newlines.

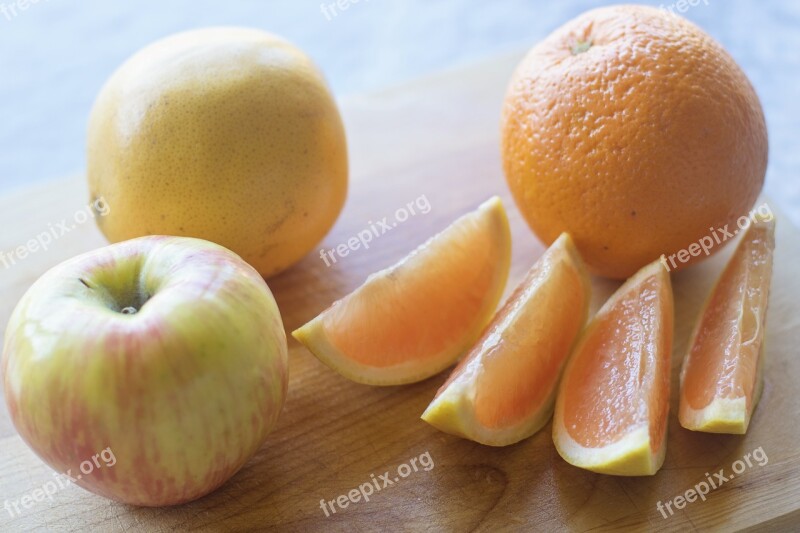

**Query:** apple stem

left=121, top=307, right=137, bottom=315
left=79, top=278, right=92, bottom=289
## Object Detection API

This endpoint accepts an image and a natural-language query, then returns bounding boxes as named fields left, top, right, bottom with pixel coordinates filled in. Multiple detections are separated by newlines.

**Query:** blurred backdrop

left=0, top=0, right=798, bottom=222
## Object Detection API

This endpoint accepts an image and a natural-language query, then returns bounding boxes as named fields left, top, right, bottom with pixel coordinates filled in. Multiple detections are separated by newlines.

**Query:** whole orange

left=88, top=28, right=348, bottom=278
left=501, top=5, right=767, bottom=279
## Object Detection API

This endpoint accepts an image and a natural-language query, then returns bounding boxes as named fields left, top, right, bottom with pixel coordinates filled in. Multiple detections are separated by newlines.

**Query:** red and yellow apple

left=1, top=236, right=288, bottom=506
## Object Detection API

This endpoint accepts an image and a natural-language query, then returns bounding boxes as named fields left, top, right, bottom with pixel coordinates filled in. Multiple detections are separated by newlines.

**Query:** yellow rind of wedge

left=552, top=422, right=666, bottom=476
left=421, top=374, right=560, bottom=447
left=679, top=342, right=765, bottom=434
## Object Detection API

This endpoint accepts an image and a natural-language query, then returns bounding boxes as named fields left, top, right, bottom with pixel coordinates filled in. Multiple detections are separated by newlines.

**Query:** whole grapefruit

left=88, top=28, right=348, bottom=277
left=501, top=5, right=767, bottom=279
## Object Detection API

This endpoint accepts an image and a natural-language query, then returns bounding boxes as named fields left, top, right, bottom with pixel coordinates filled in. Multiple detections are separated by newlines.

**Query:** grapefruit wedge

left=292, top=197, right=511, bottom=386
left=421, top=233, right=590, bottom=446
left=553, top=260, right=673, bottom=476
left=679, top=216, right=775, bottom=434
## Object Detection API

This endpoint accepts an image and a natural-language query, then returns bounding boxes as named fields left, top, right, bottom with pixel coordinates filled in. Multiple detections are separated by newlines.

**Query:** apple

left=1, top=236, right=289, bottom=506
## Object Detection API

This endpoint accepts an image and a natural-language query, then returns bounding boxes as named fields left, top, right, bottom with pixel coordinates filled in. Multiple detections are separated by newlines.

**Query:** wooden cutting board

left=1, top=50, right=799, bottom=532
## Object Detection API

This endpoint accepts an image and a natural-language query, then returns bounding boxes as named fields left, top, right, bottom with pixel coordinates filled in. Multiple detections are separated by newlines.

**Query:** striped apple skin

left=2, top=236, right=289, bottom=506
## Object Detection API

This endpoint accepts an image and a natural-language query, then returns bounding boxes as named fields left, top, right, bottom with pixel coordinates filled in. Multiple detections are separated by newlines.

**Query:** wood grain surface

left=0, top=51, right=798, bottom=532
